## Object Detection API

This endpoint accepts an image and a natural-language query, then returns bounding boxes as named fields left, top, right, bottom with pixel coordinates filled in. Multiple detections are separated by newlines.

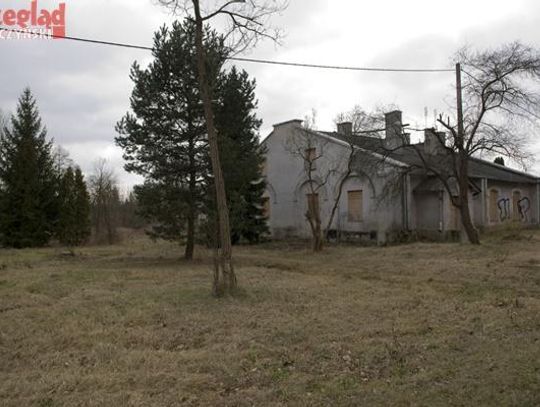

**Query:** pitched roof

left=468, top=157, right=538, bottom=183
left=324, top=131, right=539, bottom=184
left=320, top=131, right=385, bottom=151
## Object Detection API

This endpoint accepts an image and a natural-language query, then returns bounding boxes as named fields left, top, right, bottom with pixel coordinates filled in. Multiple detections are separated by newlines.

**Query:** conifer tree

left=0, top=88, right=58, bottom=248
left=56, top=167, right=91, bottom=246
left=116, top=20, right=226, bottom=260
left=73, top=168, right=91, bottom=244
left=214, top=66, right=268, bottom=243
left=116, top=20, right=267, bottom=258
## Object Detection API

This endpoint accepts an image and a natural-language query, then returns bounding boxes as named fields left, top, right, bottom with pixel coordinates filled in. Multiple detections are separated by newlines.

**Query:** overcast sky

left=1, top=0, right=540, bottom=190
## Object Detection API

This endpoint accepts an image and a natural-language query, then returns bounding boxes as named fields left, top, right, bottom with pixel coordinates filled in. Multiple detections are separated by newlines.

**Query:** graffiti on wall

left=518, top=197, right=530, bottom=222
left=497, top=198, right=510, bottom=221
left=497, top=196, right=530, bottom=222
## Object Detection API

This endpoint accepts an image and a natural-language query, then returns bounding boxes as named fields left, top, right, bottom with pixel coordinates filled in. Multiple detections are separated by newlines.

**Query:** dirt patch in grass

left=1, top=234, right=540, bottom=406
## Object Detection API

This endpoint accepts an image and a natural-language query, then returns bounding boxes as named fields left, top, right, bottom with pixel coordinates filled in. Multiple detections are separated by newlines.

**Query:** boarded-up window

left=489, top=189, right=499, bottom=223
left=449, top=200, right=460, bottom=230
left=347, top=190, right=363, bottom=222
left=306, top=193, right=319, bottom=219
left=305, top=148, right=316, bottom=170
left=512, top=190, right=522, bottom=220
left=262, top=197, right=270, bottom=219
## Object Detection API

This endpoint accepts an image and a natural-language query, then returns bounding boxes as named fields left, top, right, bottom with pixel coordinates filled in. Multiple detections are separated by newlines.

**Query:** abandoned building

left=261, top=111, right=540, bottom=242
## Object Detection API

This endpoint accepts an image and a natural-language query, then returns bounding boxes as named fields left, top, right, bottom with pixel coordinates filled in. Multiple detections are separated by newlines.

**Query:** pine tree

left=73, top=168, right=91, bottom=244
left=116, top=20, right=267, bottom=257
left=214, top=67, right=268, bottom=243
left=56, top=167, right=91, bottom=246
left=115, top=20, right=226, bottom=259
left=0, top=88, right=59, bottom=248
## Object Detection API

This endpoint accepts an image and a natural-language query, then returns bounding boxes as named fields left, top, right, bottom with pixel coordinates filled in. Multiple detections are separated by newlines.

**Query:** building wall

left=262, top=121, right=539, bottom=241
left=483, top=180, right=538, bottom=226
left=262, top=121, right=405, bottom=242
left=412, top=187, right=464, bottom=240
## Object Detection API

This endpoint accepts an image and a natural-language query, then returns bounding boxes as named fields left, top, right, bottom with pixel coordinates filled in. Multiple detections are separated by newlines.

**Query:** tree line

left=0, top=89, right=90, bottom=248
left=0, top=19, right=269, bottom=258
left=0, top=90, right=144, bottom=249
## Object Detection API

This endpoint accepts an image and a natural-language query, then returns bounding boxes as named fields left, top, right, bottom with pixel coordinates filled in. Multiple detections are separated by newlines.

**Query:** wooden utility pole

left=455, top=62, right=480, bottom=244
left=455, top=63, right=464, bottom=145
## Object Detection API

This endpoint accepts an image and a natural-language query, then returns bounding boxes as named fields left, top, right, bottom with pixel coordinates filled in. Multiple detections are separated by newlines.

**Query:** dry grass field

left=1, top=228, right=540, bottom=406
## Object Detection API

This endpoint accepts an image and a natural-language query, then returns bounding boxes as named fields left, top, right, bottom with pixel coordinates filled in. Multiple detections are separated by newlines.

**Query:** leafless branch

left=159, top=0, right=287, bottom=55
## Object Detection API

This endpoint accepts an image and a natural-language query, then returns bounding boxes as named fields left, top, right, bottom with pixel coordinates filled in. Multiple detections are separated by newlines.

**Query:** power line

left=228, top=56, right=453, bottom=72
left=0, top=26, right=455, bottom=73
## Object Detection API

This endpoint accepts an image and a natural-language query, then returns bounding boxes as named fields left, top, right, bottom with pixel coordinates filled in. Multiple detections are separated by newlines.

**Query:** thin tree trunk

left=193, top=0, right=236, bottom=295
left=307, top=210, right=323, bottom=252
left=313, top=219, right=323, bottom=251
left=94, top=197, right=101, bottom=240
left=185, top=207, right=195, bottom=260
left=184, top=140, right=196, bottom=261
left=324, top=146, right=354, bottom=241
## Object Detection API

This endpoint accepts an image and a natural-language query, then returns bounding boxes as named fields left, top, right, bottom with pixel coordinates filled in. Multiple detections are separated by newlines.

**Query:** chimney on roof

left=384, top=110, right=409, bottom=149
left=337, top=122, right=353, bottom=136
left=424, top=128, right=446, bottom=155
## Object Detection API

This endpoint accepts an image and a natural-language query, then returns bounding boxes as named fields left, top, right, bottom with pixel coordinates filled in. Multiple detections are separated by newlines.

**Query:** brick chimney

left=424, top=128, right=446, bottom=155
left=337, top=122, right=353, bottom=136
left=384, top=110, right=408, bottom=149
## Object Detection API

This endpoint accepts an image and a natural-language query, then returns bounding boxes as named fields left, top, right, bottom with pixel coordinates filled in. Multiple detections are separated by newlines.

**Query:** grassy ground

left=1, top=229, right=540, bottom=406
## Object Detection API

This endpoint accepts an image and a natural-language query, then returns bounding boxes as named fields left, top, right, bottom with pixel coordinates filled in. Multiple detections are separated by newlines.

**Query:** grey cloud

left=2, top=0, right=540, bottom=187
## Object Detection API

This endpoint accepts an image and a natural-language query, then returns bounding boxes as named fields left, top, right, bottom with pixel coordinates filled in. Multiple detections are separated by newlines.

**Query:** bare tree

left=382, top=43, right=540, bottom=244
left=52, top=145, right=74, bottom=174
left=335, top=105, right=388, bottom=134
left=89, top=159, right=120, bottom=245
left=450, top=43, right=540, bottom=243
left=284, top=113, right=360, bottom=251
left=158, top=0, right=286, bottom=296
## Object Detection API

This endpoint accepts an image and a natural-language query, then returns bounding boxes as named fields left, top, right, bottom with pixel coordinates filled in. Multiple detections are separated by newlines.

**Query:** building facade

left=261, top=111, right=540, bottom=243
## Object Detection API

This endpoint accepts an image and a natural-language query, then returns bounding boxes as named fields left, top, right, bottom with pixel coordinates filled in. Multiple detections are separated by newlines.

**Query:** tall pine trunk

left=193, top=0, right=237, bottom=295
